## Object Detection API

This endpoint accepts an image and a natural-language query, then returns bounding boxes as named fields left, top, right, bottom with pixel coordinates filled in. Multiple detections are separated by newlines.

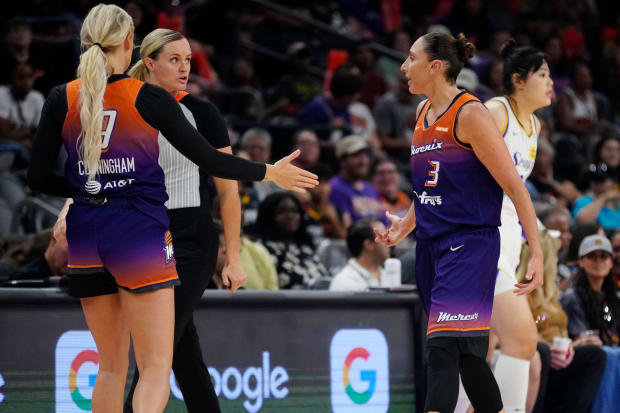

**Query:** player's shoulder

left=483, top=96, right=509, bottom=131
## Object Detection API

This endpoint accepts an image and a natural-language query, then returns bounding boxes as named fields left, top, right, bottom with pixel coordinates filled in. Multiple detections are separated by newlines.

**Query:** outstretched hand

left=374, top=211, right=413, bottom=247
left=514, top=252, right=544, bottom=295
left=266, top=150, right=319, bottom=193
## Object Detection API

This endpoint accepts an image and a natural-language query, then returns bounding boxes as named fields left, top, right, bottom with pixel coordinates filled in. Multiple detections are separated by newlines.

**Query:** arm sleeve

left=27, top=85, right=72, bottom=197
left=136, top=83, right=265, bottom=181
left=179, top=94, right=230, bottom=148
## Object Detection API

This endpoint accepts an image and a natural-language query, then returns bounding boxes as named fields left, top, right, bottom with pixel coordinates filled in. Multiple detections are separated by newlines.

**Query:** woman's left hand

left=221, top=260, right=247, bottom=292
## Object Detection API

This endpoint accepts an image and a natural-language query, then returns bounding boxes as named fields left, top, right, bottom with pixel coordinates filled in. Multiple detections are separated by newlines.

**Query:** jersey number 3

left=101, top=110, right=118, bottom=153
left=424, top=160, right=440, bottom=187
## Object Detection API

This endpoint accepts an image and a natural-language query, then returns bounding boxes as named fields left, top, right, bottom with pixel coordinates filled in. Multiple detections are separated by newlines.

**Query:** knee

left=503, top=321, right=538, bottom=360
left=99, top=352, right=129, bottom=375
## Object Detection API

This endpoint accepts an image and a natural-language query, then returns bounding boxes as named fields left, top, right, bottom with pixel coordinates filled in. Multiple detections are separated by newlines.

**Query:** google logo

left=343, top=348, right=376, bottom=404
left=56, top=331, right=100, bottom=412
left=330, top=329, right=389, bottom=413
left=69, top=350, right=98, bottom=410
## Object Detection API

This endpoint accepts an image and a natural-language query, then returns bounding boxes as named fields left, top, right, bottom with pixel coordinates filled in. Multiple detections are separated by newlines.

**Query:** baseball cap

left=335, top=135, right=368, bottom=159
left=578, top=234, right=613, bottom=258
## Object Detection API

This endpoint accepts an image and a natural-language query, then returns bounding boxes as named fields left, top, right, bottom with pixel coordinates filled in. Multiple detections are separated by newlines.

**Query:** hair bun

left=455, top=33, right=476, bottom=62
left=500, top=39, right=517, bottom=59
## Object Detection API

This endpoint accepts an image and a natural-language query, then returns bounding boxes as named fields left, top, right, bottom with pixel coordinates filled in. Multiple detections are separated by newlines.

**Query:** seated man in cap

left=328, top=135, right=387, bottom=228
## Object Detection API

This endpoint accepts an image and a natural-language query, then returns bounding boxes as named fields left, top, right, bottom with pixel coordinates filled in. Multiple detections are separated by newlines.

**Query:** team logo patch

left=163, top=231, right=174, bottom=264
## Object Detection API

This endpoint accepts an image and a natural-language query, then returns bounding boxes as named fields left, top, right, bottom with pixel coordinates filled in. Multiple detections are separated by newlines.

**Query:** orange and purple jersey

left=410, top=91, right=502, bottom=240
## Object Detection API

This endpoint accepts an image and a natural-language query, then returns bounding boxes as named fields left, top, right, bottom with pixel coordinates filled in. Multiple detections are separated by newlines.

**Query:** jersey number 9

left=101, top=110, right=118, bottom=153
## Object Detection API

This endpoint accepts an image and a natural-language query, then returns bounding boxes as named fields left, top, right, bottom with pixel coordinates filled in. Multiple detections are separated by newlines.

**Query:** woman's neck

left=425, top=82, right=461, bottom=121
left=507, top=94, right=536, bottom=132
left=149, top=78, right=179, bottom=97
left=587, top=275, right=605, bottom=293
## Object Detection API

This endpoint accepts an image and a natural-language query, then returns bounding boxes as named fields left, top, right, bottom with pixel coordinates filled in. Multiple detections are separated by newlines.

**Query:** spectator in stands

left=542, top=206, right=574, bottom=289
left=544, top=36, right=569, bottom=93
left=556, top=62, right=605, bottom=148
left=526, top=139, right=581, bottom=210
left=240, top=127, right=278, bottom=201
left=0, top=17, right=38, bottom=88
left=373, top=72, right=423, bottom=163
left=348, top=40, right=388, bottom=109
left=329, top=218, right=389, bottom=291
left=573, top=163, right=620, bottom=231
left=124, top=0, right=158, bottom=41
left=593, top=136, right=620, bottom=183
left=370, top=157, right=411, bottom=218
left=376, top=29, right=412, bottom=87
left=290, top=129, right=320, bottom=170
left=254, top=192, right=329, bottom=289
left=478, top=57, right=504, bottom=101
left=263, top=41, right=321, bottom=121
left=516, top=229, right=607, bottom=413
left=0, top=63, right=44, bottom=148
left=228, top=58, right=264, bottom=122
left=210, top=220, right=278, bottom=290
left=297, top=70, right=363, bottom=135
left=329, top=135, right=386, bottom=226
left=561, top=234, right=619, bottom=345
left=297, top=163, right=347, bottom=240
left=612, top=230, right=620, bottom=288
left=0, top=228, right=66, bottom=284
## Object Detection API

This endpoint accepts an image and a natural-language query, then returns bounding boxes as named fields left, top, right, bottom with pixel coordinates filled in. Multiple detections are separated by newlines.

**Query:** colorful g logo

left=343, top=347, right=376, bottom=404
left=69, top=350, right=98, bottom=410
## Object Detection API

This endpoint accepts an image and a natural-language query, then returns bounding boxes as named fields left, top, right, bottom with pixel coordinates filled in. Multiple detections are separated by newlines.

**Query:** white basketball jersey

left=492, top=96, right=538, bottom=220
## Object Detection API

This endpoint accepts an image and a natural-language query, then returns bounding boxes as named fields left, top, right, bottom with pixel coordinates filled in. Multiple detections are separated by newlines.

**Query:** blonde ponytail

left=77, top=4, right=133, bottom=182
left=129, top=28, right=185, bottom=83
left=128, top=59, right=149, bottom=81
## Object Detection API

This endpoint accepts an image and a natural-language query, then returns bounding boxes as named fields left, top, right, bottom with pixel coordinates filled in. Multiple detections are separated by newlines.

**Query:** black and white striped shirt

left=158, top=93, right=231, bottom=210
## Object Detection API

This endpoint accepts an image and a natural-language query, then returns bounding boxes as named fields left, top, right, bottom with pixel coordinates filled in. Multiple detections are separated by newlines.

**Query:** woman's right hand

left=374, top=211, right=414, bottom=247
left=264, top=150, right=319, bottom=193
left=53, top=217, right=67, bottom=247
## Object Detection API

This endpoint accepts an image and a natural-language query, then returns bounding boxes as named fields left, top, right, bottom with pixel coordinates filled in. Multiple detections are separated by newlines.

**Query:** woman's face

left=580, top=250, right=613, bottom=279
left=146, top=38, right=191, bottom=93
left=401, top=37, right=433, bottom=95
left=600, top=139, right=620, bottom=168
left=274, top=197, right=301, bottom=234
left=518, top=61, right=553, bottom=110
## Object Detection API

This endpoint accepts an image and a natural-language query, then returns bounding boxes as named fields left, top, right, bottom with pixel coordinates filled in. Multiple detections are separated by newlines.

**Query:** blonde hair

left=128, top=28, right=185, bottom=81
left=77, top=4, right=133, bottom=181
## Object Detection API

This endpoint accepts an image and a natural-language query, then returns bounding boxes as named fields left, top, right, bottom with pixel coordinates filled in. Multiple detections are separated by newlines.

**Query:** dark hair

left=369, top=157, right=399, bottom=178
left=567, top=223, right=602, bottom=262
left=500, top=39, right=548, bottom=94
left=330, top=71, right=364, bottom=99
left=308, top=162, right=334, bottom=181
left=574, top=267, right=620, bottom=345
left=346, top=218, right=378, bottom=258
left=422, top=32, right=476, bottom=82
left=254, top=192, right=313, bottom=245
left=594, top=136, right=620, bottom=165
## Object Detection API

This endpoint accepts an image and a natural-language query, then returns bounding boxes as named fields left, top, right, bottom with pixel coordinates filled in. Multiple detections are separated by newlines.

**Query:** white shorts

left=495, top=218, right=524, bottom=296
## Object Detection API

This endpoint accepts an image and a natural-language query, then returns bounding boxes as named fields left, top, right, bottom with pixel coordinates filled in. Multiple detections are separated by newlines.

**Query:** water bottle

left=382, top=258, right=401, bottom=288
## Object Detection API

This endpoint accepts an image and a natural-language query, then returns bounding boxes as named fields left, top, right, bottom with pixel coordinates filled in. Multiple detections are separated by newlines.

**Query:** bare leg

left=526, top=351, right=541, bottom=413
left=119, top=287, right=175, bottom=413
left=81, top=293, right=130, bottom=412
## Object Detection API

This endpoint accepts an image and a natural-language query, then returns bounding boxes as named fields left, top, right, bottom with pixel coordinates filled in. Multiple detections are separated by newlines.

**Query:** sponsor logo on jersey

left=78, top=157, right=135, bottom=176
left=164, top=231, right=174, bottom=264
left=415, top=191, right=442, bottom=206
left=84, top=180, right=101, bottom=195
left=411, top=139, right=443, bottom=156
left=437, top=312, right=479, bottom=322
left=103, top=179, right=135, bottom=190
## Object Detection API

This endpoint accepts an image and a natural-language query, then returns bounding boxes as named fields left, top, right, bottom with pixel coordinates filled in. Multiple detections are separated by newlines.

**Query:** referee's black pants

left=124, top=207, right=221, bottom=413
